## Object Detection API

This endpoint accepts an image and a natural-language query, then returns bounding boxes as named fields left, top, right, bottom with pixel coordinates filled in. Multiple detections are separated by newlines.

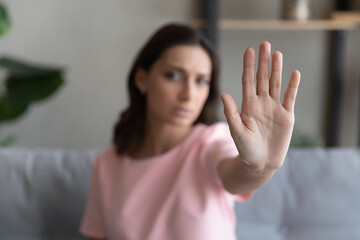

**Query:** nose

left=178, top=80, right=194, bottom=101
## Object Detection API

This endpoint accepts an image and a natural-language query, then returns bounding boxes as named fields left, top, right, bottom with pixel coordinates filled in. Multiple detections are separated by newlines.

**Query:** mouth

left=173, top=107, right=193, bottom=118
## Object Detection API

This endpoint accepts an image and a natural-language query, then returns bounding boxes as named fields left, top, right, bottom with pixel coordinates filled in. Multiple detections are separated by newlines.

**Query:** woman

left=80, top=23, right=300, bottom=240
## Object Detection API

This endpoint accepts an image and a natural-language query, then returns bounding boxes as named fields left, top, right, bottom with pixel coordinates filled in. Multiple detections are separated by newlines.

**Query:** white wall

left=0, top=0, right=199, bottom=149
left=1, top=0, right=359, bottom=149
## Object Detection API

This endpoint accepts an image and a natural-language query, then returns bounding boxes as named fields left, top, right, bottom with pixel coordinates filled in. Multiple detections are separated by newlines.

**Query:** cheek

left=200, top=86, right=210, bottom=101
left=195, top=88, right=210, bottom=109
left=147, top=82, right=176, bottom=109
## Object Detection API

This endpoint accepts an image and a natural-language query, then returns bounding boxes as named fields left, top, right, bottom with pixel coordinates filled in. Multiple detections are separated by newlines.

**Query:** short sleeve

left=202, top=122, right=251, bottom=202
left=79, top=154, right=107, bottom=238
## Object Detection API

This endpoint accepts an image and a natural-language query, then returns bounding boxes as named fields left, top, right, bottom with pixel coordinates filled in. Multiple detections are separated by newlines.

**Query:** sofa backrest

left=0, top=148, right=100, bottom=240
left=235, top=148, right=360, bottom=240
left=0, top=147, right=359, bottom=240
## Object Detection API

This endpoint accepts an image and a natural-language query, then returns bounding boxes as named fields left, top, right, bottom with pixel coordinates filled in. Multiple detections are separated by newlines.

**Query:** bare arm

left=218, top=156, right=276, bottom=195
left=219, top=41, right=300, bottom=195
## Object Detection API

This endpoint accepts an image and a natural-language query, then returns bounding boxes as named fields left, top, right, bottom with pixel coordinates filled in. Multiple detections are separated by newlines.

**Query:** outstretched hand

left=221, top=41, right=300, bottom=173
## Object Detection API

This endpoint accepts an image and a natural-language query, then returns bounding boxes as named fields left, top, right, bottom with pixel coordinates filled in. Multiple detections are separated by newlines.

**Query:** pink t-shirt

left=80, top=122, right=250, bottom=240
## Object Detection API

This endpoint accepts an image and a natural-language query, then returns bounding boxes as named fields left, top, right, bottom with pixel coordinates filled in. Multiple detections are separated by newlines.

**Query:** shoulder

left=93, top=145, right=123, bottom=171
left=208, top=121, right=231, bottom=134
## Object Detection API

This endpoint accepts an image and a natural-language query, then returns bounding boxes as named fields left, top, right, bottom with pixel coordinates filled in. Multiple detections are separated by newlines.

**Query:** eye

left=164, top=71, right=181, bottom=81
left=196, top=78, right=210, bottom=86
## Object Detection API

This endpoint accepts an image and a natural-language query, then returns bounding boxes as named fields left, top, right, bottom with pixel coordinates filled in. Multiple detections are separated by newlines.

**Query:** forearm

left=218, top=156, right=278, bottom=195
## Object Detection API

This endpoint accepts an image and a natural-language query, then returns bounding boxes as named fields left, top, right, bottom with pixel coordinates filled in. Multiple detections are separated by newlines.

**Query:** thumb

left=221, top=93, right=244, bottom=135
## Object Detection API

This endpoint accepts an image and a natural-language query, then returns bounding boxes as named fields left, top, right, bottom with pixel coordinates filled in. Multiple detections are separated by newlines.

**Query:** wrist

left=236, top=156, right=277, bottom=177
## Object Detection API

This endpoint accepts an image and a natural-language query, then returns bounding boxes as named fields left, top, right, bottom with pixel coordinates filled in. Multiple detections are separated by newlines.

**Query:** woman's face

left=136, top=45, right=212, bottom=128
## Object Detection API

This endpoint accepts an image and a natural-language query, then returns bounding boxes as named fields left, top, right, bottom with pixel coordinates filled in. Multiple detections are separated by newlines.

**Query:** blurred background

left=0, top=0, right=359, bottom=149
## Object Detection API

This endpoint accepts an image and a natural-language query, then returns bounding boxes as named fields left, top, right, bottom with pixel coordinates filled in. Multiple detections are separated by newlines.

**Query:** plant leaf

left=6, top=74, right=64, bottom=104
left=0, top=134, right=17, bottom=147
left=0, top=96, right=28, bottom=122
left=0, top=56, right=65, bottom=104
left=0, top=56, right=64, bottom=78
left=0, top=2, right=11, bottom=37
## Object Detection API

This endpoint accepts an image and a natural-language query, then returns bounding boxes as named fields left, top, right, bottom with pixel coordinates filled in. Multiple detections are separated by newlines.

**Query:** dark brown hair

left=112, top=23, right=220, bottom=155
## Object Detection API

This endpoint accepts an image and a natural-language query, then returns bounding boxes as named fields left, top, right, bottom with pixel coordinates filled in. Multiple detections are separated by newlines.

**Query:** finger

left=242, top=47, right=256, bottom=99
left=283, top=70, right=301, bottom=112
left=221, top=93, right=244, bottom=134
left=256, top=41, right=271, bottom=96
left=269, top=51, right=283, bottom=99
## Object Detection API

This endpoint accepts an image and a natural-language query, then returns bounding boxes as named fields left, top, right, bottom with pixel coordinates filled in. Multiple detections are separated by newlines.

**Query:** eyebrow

left=167, top=65, right=211, bottom=78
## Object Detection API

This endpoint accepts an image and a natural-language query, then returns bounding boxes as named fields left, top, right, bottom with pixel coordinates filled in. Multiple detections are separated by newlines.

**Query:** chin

left=168, top=117, right=196, bottom=128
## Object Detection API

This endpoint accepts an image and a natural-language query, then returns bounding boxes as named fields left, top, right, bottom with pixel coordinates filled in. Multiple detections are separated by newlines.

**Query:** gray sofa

left=0, top=147, right=359, bottom=240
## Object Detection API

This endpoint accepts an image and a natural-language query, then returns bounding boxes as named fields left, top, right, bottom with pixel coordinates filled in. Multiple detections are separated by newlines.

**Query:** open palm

left=221, top=41, right=300, bottom=172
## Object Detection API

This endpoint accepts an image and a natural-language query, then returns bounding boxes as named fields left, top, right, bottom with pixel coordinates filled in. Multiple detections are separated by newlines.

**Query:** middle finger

left=256, top=41, right=271, bottom=96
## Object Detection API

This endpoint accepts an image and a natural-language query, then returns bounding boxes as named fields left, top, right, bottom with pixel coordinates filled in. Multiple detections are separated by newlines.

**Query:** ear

left=134, top=68, right=147, bottom=94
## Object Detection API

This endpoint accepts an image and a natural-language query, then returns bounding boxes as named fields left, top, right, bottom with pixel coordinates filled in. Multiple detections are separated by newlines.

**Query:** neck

left=132, top=120, right=193, bottom=159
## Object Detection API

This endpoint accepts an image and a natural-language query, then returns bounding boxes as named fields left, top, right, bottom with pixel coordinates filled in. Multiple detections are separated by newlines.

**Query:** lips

left=173, top=107, right=193, bottom=118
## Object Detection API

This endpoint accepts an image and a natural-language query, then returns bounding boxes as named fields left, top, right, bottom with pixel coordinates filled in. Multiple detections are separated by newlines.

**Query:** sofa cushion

left=1, top=147, right=359, bottom=239
left=235, top=148, right=360, bottom=240
left=0, top=147, right=100, bottom=240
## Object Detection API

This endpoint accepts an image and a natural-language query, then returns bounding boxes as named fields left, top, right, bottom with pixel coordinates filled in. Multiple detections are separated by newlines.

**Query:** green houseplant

left=0, top=2, right=65, bottom=146
left=290, top=128, right=325, bottom=147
